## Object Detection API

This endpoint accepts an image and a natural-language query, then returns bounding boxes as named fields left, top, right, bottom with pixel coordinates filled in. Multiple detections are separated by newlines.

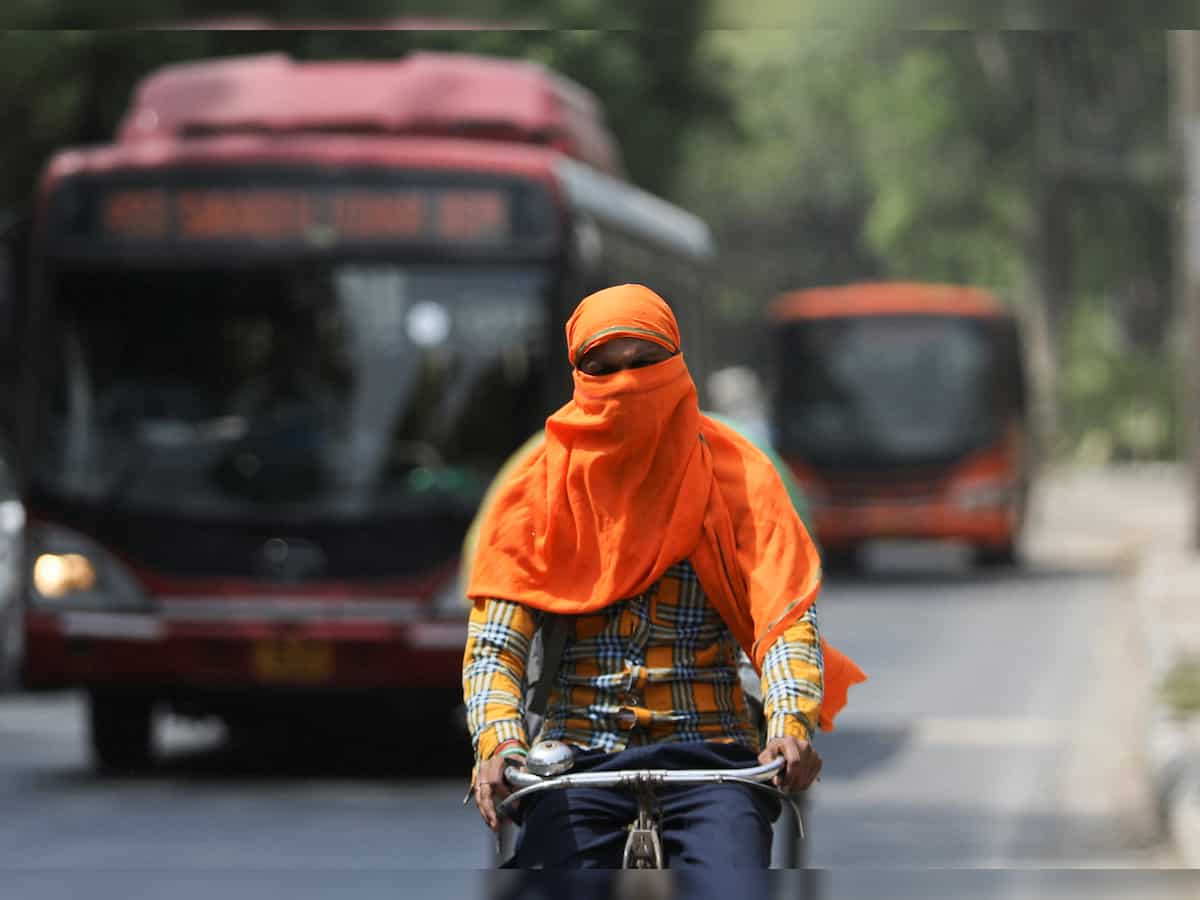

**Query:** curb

left=1133, top=547, right=1200, bottom=867
left=1168, top=763, right=1200, bottom=866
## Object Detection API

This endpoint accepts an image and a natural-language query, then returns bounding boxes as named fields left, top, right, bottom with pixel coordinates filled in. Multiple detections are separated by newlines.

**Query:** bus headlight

left=33, top=553, right=97, bottom=598
left=953, top=480, right=1014, bottom=511
left=28, top=524, right=148, bottom=609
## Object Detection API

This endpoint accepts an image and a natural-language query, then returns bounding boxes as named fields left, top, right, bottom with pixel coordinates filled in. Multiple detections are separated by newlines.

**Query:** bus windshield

left=772, top=315, right=1001, bottom=468
left=38, top=263, right=550, bottom=520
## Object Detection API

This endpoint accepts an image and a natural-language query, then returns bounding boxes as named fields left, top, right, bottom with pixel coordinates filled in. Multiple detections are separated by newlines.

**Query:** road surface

left=0, top=544, right=1192, bottom=899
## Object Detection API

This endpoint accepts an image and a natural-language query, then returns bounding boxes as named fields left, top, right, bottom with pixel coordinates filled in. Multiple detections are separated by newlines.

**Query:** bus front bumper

left=812, top=503, right=1017, bottom=550
left=21, top=609, right=468, bottom=692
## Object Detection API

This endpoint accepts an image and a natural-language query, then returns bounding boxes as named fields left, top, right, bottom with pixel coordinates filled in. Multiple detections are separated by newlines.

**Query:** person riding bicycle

left=462, top=284, right=865, bottom=870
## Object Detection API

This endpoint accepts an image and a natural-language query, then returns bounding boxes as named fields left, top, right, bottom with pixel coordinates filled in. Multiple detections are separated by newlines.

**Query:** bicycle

left=497, top=740, right=806, bottom=869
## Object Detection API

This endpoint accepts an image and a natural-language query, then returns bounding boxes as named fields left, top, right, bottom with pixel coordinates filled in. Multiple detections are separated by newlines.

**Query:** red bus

left=12, top=52, right=716, bottom=769
left=766, top=282, right=1034, bottom=570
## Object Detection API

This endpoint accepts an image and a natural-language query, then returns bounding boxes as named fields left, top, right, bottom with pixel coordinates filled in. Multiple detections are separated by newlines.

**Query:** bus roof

left=115, top=51, right=623, bottom=178
left=44, top=131, right=570, bottom=185
left=768, top=282, right=1008, bottom=321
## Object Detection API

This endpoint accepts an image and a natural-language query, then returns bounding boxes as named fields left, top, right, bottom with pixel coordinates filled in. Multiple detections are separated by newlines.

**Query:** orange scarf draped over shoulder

left=467, top=284, right=864, bottom=730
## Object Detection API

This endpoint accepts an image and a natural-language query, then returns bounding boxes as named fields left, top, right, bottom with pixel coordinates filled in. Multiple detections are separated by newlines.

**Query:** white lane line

left=0, top=700, right=224, bottom=750
left=0, top=701, right=82, bottom=737
left=913, top=717, right=1065, bottom=748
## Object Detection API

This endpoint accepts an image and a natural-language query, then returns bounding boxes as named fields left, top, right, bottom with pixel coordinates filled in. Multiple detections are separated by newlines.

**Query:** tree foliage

left=0, top=3, right=725, bottom=214
left=679, top=24, right=1174, bottom=458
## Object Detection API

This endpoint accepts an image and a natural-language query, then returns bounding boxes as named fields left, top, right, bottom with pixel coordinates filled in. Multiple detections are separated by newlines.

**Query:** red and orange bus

left=10, top=52, right=716, bottom=769
left=767, top=282, right=1034, bottom=570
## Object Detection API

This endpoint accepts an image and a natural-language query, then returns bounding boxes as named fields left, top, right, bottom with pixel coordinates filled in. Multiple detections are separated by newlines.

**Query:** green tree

left=679, top=24, right=1174, bottom=458
left=0, top=3, right=726, bottom=215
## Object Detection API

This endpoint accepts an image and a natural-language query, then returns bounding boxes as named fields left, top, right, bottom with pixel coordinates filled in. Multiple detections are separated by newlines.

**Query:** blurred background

left=0, top=17, right=1187, bottom=461
left=2, top=5, right=1200, bottom=899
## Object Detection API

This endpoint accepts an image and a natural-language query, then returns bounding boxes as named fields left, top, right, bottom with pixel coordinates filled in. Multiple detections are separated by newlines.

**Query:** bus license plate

left=251, top=639, right=334, bottom=683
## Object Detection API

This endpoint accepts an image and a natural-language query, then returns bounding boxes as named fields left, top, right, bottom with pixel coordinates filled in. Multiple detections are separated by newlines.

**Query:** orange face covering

left=467, top=284, right=865, bottom=730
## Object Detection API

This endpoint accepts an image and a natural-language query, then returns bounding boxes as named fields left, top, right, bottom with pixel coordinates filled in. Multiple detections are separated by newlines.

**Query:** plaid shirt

left=463, top=561, right=823, bottom=762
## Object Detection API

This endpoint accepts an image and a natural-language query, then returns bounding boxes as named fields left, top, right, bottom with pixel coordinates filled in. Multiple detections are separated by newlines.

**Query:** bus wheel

left=88, top=691, right=156, bottom=774
left=822, top=546, right=860, bottom=574
left=975, top=542, right=1018, bottom=568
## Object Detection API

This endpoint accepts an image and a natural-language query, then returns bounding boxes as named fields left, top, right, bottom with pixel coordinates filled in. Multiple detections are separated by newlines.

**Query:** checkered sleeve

left=759, top=603, right=824, bottom=742
left=462, top=597, right=541, bottom=762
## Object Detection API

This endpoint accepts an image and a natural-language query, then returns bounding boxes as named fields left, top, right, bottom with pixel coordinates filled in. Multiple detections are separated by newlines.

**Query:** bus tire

left=822, top=545, right=860, bottom=574
left=88, top=690, right=156, bottom=774
left=975, top=542, right=1018, bottom=568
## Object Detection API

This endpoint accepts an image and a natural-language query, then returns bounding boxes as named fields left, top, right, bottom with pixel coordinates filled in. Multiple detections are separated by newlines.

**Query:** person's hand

left=758, top=736, right=822, bottom=792
left=473, top=754, right=523, bottom=831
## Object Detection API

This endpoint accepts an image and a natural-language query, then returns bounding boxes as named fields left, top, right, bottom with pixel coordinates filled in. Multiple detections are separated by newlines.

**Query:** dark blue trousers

left=507, top=742, right=778, bottom=875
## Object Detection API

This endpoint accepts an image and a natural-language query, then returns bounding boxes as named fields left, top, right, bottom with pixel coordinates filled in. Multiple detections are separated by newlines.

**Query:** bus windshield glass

left=38, top=263, right=550, bottom=519
left=773, top=315, right=1000, bottom=468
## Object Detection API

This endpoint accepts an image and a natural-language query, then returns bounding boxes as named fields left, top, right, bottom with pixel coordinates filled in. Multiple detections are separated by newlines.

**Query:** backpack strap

left=524, top=613, right=570, bottom=740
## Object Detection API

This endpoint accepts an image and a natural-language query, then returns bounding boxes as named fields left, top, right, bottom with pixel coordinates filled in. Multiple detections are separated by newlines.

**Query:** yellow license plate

left=860, top=508, right=920, bottom=531
left=251, top=639, right=334, bottom=684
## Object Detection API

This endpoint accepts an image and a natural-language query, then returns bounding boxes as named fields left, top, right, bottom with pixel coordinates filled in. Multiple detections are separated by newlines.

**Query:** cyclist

left=462, top=284, right=865, bottom=871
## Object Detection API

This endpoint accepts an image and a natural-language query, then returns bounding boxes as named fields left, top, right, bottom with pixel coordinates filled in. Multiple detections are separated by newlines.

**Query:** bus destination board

left=96, top=185, right=513, bottom=245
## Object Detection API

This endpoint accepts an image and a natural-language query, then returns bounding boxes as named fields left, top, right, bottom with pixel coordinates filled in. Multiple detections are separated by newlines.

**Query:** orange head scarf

left=467, top=284, right=865, bottom=730
left=567, top=284, right=681, bottom=365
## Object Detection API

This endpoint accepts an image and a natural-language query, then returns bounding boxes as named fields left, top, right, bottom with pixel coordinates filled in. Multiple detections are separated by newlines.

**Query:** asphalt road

left=1, top=544, right=1195, bottom=900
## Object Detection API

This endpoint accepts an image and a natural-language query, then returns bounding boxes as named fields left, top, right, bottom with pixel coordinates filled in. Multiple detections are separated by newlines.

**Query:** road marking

left=913, top=716, right=1064, bottom=747
left=0, top=697, right=223, bottom=749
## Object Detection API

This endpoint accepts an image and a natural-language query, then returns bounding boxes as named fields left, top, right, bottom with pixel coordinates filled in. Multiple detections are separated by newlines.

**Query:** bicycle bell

left=525, top=740, right=575, bottom=777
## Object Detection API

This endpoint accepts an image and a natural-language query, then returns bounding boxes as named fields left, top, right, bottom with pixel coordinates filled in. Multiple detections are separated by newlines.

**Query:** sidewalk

left=1024, top=463, right=1189, bottom=572
left=1038, top=464, right=1200, bottom=865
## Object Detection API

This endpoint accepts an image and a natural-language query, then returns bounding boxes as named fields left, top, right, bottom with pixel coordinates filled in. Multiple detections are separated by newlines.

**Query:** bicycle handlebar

left=497, top=756, right=788, bottom=818
left=504, top=755, right=784, bottom=791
